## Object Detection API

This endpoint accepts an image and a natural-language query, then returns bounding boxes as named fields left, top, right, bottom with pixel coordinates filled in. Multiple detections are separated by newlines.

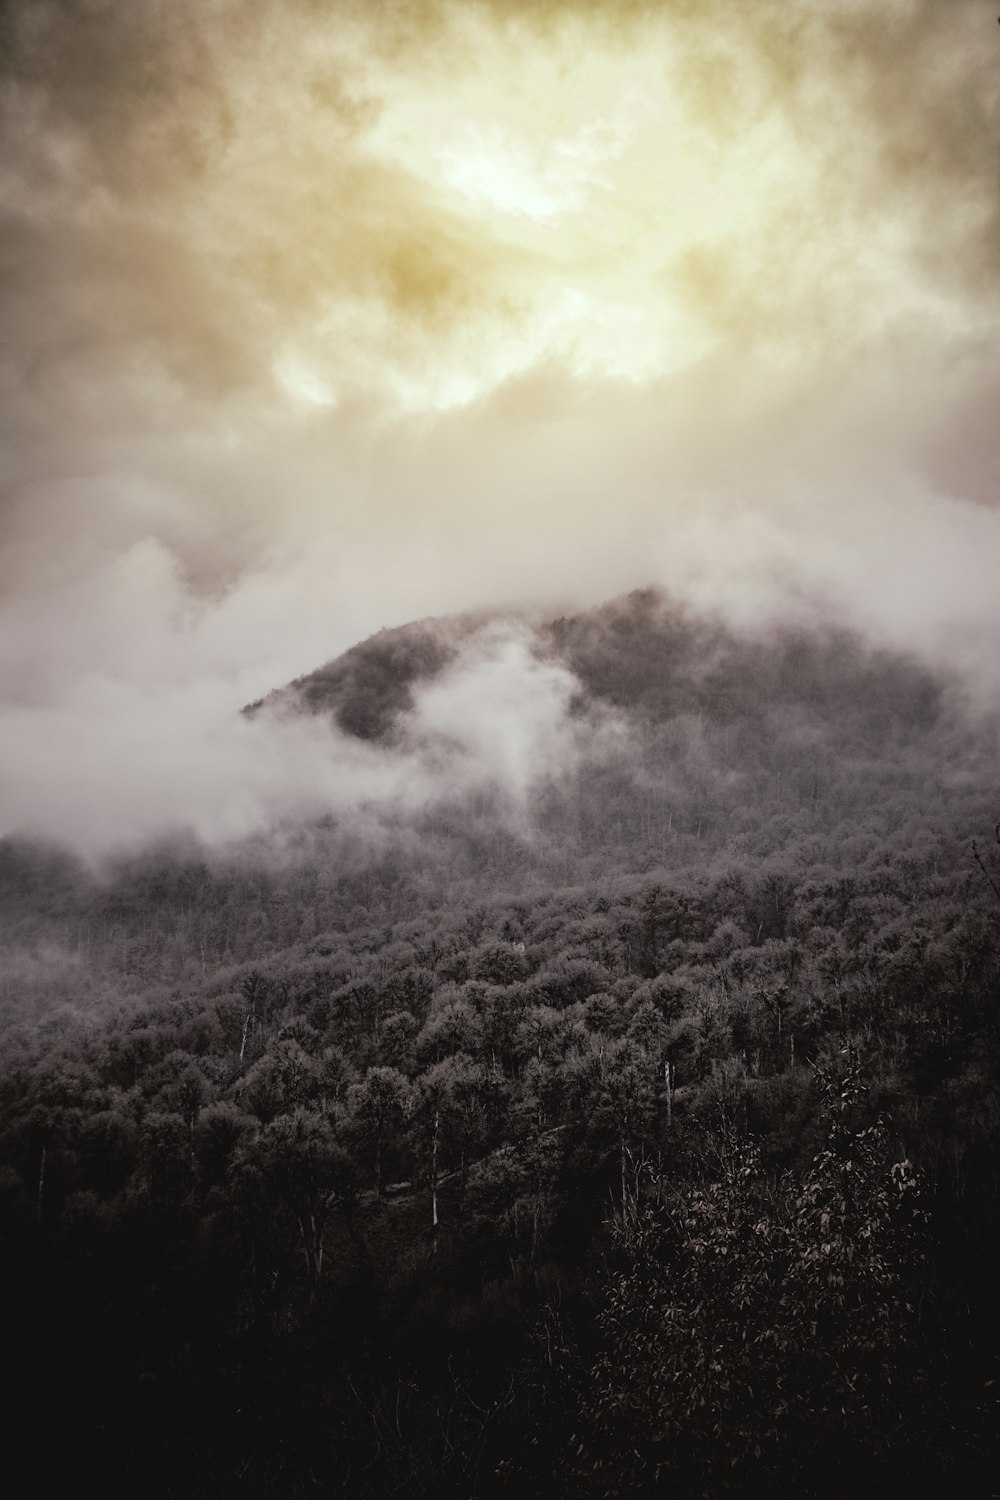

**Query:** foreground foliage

left=576, top=1060, right=928, bottom=1494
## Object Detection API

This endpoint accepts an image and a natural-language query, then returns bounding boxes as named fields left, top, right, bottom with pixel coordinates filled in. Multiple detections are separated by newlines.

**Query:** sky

left=1, top=0, right=999, bottom=855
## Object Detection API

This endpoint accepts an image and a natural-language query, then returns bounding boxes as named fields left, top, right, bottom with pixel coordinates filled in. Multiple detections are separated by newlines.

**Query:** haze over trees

left=2, top=589, right=999, bottom=1496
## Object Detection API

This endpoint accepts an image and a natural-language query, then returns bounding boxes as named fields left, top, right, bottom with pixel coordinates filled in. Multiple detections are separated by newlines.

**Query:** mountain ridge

left=243, top=585, right=948, bottom=749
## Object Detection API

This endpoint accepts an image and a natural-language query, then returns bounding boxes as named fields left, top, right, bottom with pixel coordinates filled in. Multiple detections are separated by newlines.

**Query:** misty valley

left=2, top=589, right=999, bottom=1497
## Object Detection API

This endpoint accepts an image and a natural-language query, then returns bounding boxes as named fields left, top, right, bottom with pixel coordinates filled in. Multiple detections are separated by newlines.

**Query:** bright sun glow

left=238, top=6, right=964, bottom=418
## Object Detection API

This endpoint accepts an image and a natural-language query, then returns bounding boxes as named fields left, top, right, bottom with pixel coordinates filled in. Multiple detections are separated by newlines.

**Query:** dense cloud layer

left=1, top=0, right=998, bottom=855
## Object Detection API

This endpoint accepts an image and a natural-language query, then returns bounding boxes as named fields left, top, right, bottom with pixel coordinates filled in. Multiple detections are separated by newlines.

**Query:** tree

left=410, top=1054, right=490, bottom=1240
left=194, top=1100, right=254, bottom=1189
left=576, top=1054, right=927, bottom=1494
left=236, top=1108, right=354, bottom=1300
left=237, top=1037, right=319, bottom=1123
left=347, top=1066, right=412, bottom=1196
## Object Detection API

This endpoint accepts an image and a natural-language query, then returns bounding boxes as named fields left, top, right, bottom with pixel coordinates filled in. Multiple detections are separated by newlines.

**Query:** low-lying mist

left=0, top=613, right=631, bottom=860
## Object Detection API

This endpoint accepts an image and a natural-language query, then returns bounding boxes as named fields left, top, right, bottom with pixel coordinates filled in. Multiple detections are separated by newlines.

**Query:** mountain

left=2, top=587, right=999, bottom=1498
left=237, top=587, right=981, bottom=876
left=247, top=587, right=945, bottom=747
left=243, top=611, right=484, bottom=740
left=2, top=587, right=995, bottom=974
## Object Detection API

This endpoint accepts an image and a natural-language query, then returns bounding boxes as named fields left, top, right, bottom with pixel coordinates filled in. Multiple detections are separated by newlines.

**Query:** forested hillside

left=2, top=590, right=999, bottom=1496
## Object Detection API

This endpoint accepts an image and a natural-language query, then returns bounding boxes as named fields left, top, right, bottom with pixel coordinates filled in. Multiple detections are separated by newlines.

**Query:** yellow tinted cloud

left=5, top=0, right=994, bottom=424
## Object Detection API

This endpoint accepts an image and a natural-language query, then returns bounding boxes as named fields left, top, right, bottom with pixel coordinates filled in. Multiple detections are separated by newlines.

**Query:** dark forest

left=2, top=589, right=999, bottom=1496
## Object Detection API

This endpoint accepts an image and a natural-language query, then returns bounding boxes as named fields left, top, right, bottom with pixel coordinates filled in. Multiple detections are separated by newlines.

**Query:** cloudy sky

left=1, top=0, right=998, bottom=853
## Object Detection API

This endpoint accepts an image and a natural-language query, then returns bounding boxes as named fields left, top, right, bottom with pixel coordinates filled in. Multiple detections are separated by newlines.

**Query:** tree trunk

left=297, top=1212, right=324, bottom=1302
left=431, top=1109, right=440, bottom=1247
left=37, top=1142, right=46, bottom=1226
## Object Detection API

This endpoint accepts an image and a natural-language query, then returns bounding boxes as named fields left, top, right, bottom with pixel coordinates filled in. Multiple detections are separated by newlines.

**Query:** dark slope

left=239, top=587, right=961, bottom=872
left=2, top=586, right=989, bottom=994
left=246, top=585, right=946, bottom=753
left=546, top=587, right=943, bottom=733
left=243, top=611, right=491, bottom=740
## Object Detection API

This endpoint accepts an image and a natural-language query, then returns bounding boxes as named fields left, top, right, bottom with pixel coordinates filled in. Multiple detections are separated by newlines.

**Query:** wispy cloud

left=1, top=0, right=998, bottom=856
